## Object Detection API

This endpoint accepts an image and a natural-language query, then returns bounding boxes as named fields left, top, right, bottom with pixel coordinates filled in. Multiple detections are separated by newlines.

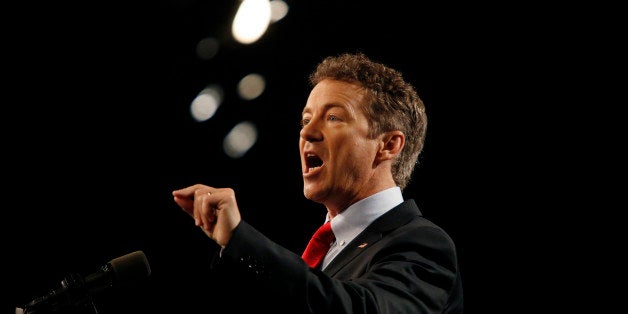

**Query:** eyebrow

left=302, top=103, right=345, bottom=116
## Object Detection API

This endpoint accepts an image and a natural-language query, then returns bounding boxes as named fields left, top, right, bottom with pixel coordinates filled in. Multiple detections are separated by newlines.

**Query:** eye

left=328, top=114, right=340, bottom=121
left=300, top=118, right=310, bottom=128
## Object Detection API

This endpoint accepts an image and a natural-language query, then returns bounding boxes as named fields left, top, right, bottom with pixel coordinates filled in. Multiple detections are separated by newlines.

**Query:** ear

left=376, top=131, right=405, bottom=162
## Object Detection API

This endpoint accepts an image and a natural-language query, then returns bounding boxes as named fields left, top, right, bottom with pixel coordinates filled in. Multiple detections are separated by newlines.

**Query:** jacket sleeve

left=207, top=220, right=462, bottom=314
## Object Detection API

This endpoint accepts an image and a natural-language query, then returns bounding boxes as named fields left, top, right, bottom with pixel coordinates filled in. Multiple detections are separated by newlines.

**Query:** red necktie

left=302, top=221, right=335, bottom=268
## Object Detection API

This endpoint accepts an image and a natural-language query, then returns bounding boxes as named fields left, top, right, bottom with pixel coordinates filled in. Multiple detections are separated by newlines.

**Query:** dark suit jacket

left=208, top=199, right=463, bottom=313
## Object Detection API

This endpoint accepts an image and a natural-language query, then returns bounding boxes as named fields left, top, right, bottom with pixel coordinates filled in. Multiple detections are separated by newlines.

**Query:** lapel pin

left=358, top=243, right=368, bottom=248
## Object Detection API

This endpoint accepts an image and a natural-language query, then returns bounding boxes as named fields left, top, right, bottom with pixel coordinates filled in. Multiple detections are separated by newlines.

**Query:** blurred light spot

left=237, top=73, right=266, bottom=100
left=270, top=0, right=289, bottom=22
left=232, top=0, right=271, bottom=44
left=196, top=37, right=220, bottom=60
left=223, top=121, right=258, bottom=158
left=190, top=85, right=224, bottom=122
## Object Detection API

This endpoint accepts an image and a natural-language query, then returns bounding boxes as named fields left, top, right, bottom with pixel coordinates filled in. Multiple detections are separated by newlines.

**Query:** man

left=172, top=52, right=463, bottom=313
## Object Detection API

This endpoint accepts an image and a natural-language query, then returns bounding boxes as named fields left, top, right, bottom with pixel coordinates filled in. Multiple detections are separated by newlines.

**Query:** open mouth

left=305, top=153, right=323, bottom=173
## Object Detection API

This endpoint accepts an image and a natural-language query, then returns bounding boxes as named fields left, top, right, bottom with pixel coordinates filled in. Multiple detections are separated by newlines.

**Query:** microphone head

left=108, top=250, right=151, bottom=285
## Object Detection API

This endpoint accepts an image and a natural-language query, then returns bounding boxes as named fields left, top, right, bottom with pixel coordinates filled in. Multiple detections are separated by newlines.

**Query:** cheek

left=335, top=145, right=374, bottom=175
left=348, top=138, right=378, bottom=159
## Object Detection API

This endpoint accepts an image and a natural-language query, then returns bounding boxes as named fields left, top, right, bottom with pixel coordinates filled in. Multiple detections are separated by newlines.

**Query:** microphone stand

left=20, top=273, right=100, bottom=314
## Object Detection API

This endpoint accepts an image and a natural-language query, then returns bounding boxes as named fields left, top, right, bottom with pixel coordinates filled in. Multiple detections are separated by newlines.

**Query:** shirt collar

left=328, top=186, right=403, bottom=243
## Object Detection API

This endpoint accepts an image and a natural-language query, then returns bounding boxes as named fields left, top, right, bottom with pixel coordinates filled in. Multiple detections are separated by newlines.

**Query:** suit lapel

left=323, top=199, right=422, bottom=276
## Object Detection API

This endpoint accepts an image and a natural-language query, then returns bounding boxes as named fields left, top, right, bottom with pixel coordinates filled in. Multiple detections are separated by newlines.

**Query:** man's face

left=299, top=79, right=381, bottom=210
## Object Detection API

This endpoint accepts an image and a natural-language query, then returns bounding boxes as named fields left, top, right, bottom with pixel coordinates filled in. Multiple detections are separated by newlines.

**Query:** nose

left=300, top=119, right=322, bottom=142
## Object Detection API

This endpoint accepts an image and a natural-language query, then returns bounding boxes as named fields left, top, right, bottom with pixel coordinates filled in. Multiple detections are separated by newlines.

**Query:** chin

left=303, top=186, right=323, bottom=202
left=303, top=188, right=314, bottom=200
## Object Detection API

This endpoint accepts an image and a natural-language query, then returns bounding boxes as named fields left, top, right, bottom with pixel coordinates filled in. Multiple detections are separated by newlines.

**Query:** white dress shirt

left=321, top=186, right=404, bottom=270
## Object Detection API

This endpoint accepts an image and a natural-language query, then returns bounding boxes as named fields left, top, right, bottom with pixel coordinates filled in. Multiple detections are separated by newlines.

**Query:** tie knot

left=314, top=221, right=335, bottom=243
left=302, top=221, right=335, bottom=268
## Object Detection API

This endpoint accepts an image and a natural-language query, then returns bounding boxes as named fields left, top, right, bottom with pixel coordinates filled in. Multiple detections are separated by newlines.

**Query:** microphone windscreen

left=109, top=250, right=151, bottom=284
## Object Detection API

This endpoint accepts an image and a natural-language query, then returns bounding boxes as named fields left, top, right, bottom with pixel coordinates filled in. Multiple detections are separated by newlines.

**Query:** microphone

left=22, top=250, right=151, bottom=313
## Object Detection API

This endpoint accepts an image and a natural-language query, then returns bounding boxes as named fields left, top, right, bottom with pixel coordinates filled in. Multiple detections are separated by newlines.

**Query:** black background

left=2, top=1, right=565, bottom=313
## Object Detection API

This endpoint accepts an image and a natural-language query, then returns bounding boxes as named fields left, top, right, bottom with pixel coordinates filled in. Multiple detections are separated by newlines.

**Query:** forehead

left=303, top=79, right=366, bottom=114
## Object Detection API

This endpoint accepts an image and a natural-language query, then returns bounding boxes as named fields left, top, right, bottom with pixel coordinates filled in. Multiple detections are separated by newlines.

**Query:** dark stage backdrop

left=3, top=1, right=545, bottom=313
